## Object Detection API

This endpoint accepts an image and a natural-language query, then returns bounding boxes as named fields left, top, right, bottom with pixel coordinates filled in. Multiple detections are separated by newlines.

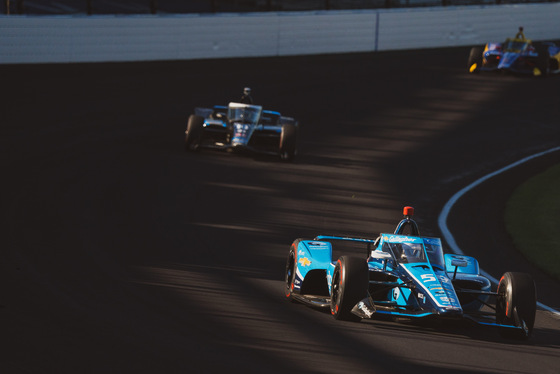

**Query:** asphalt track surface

left=2, top=47, right=560, bottom=373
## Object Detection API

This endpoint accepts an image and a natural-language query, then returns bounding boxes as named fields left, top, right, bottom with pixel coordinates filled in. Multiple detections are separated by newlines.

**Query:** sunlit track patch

left=131, top=265, right=376, bottom=373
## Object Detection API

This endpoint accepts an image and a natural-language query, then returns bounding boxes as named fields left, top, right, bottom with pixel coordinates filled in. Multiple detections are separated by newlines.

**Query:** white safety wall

left=376, top=5, right=560, bottom=50
left=0, top=4, right=559, bottom=64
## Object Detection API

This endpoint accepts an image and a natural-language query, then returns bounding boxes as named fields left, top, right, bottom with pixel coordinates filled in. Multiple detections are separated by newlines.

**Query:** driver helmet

left=402, top=243, right=422, bottom=259
left=243, top=87, right=251, bottom=95
left=515, top=26, right=525, bottom=40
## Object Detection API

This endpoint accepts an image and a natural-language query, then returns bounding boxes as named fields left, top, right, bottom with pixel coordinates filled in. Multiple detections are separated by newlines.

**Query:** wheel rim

left=496, top=283, right=507, bottom=323
left=331, top=268, right=341, bottom=314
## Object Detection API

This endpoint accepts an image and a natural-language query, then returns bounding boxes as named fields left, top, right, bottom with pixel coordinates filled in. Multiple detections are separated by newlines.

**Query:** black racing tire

left=284, top=241, right=300, bottom=302
left=185, top=115, right=204, bottom=151
left=467, top=46, right=483, bottom=73
left=330, top=256, right=369, bottom=322
left=496, top=272, right=537, bottom=340
left=534, top=43, right=550, bottom=77
left=279, top=123, right=297, bottom=162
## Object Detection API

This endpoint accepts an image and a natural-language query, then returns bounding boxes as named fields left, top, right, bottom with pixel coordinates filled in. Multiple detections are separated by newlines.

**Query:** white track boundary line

left=438, top=146, right=560, bottom=317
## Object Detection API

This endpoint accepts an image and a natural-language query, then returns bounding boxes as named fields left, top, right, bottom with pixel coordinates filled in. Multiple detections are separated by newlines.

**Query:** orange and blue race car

left=467, top=27, right=560, bottom=76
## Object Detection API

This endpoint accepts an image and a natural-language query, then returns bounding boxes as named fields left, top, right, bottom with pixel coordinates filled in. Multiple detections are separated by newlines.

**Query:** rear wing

left=194, top=107, right=213, bottom=118
left=194, top=105, right=228, bottom=120
left=279, top=116, right=298, bottom=126
left=314, top=235, right=378, bottom=256
left=195, top=105, right=296, bottom=126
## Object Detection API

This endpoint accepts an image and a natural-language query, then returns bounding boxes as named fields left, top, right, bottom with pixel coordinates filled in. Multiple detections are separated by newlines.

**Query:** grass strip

left=505, top=163, right=560, bottom=281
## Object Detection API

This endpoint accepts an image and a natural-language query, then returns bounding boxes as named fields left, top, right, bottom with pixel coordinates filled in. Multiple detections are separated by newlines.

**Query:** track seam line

left=438, top=146, right=560, bottom=317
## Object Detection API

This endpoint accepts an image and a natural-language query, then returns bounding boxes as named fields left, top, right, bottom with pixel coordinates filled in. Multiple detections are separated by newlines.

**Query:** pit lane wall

left=1, top=3, right=559, bottom=64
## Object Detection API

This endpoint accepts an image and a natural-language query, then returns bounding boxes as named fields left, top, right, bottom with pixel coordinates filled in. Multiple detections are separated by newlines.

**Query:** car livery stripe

left=401, top=265, right=461, bottom=310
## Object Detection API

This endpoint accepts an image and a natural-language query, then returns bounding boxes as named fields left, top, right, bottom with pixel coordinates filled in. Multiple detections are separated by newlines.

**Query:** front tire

left=284, top=242, right=299, bottom=302
left=496, top=272, right=537, bottom=340
left=279, top=123, right=297, bottom=162
left=185, top=115, right=204, bottom=151
left=330, top=256, right=369, bottom=322
left=467, top=46, right=483, bottom=73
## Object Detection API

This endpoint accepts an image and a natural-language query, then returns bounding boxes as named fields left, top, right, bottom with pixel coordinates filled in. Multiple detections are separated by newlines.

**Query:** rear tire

left=279, top=123, right=297, bottom=162
left=185, top=115, right=204, bottom=151
left=467, top=46, right=483, bottom=73
left=330, top=256, right=369, bottom=322
left=496, top=272, right=537, bottom=340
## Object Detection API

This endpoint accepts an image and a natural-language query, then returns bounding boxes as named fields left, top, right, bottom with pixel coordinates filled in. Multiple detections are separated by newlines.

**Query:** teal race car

left=284, top=207, right=537, bottom=340
left=185, top=102, right=299, bottom=161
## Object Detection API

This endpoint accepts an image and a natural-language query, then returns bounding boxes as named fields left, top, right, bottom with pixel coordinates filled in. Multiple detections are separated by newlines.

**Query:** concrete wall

left=0, top=4, right=559, bottom=64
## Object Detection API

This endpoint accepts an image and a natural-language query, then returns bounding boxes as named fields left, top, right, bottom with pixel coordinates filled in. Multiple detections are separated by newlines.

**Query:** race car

left=285, top=206, right=537, bottom=340
left=185, top=102, right=299, bottom=161
left=467, top=27, right=560, bottom=76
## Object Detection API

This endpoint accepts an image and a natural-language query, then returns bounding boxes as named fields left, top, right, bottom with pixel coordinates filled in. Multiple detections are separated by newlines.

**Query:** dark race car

left=185, top=102, right=300, bottom=161
left=285, top=206, right=538, bottom=340
left=467, top=27, right=560, bottom=76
